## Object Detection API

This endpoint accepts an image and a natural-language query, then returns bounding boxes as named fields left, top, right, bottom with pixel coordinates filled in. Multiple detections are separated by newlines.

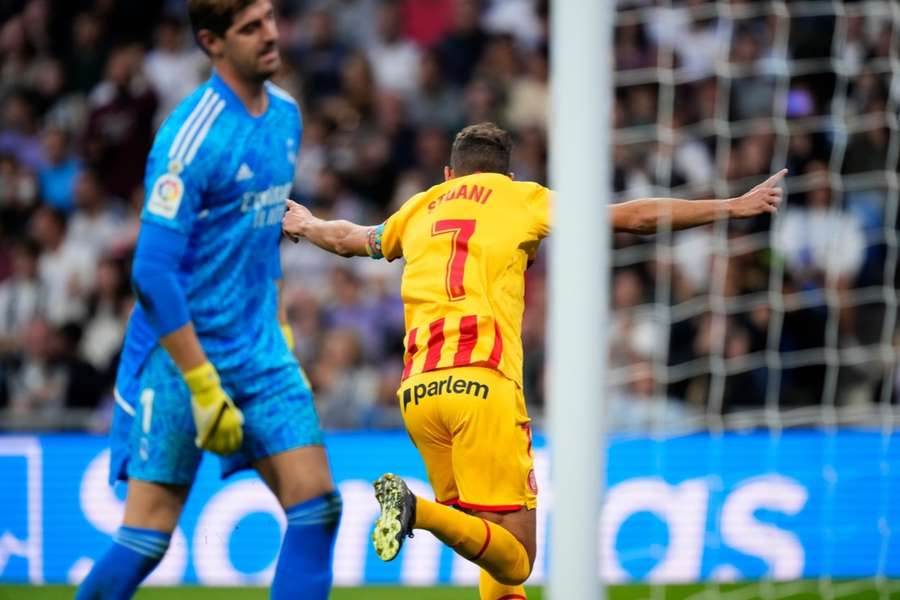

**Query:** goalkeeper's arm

left=132, top=222, right=243, bottom=455
left=282, top=199, right=372, bottom=257
left=611, top=169, right=786, bottom=234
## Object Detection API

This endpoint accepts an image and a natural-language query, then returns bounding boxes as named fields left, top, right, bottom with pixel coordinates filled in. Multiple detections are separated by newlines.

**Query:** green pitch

left=0, top=580, right=896, bottom=600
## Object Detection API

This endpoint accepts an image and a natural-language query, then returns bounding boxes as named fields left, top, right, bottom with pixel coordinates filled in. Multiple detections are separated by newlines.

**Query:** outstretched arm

left=610, top=169, right=786, bottom=234
left=282, top=199, right=372, bottom=257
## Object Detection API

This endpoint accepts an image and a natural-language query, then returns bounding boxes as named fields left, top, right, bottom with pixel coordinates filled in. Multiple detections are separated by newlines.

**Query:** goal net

left=592, top=0, right=899, bottom=595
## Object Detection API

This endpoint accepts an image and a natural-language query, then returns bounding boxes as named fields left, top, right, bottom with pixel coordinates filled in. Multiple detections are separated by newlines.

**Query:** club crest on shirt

left=147, top=172, right=184, bottom=219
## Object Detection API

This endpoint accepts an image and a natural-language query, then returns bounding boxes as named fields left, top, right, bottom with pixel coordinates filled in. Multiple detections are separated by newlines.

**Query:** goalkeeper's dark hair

left=187, top=0, right=257, bottom=43
left=450, top=122, right=513, bottom=176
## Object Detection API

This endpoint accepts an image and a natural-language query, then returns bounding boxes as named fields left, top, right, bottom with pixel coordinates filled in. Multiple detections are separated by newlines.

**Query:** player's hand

left=283, top=199, right=313, bottom=243
left=728, top=169, right=787, bottom=218
left=183, top=361, right=244, bottom=455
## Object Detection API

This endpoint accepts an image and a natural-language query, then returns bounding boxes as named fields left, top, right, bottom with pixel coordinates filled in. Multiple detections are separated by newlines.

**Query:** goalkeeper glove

left=183, top=361, right=244, bottom=455
left=280, top=322, right=312, bottom=388
left=280, top=322, right=295, bottom=350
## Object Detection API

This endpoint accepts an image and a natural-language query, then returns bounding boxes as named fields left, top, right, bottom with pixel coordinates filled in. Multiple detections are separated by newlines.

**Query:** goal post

left=548, top=1, right=614, bottom=598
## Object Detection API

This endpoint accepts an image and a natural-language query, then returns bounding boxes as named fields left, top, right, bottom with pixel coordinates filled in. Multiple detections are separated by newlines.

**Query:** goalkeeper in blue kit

left=76, top=2, right=340, bottom=599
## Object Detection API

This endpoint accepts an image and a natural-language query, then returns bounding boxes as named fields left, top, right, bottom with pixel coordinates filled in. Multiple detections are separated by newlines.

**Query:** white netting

left=602, top=0, right=899, bottom=595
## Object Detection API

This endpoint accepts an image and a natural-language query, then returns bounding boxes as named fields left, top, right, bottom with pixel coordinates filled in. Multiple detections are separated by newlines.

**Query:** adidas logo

left=235, top=163, right=254, bottom=182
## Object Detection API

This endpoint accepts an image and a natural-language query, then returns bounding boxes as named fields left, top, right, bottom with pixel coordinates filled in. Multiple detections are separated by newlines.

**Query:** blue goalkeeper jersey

left=116, top=71, right=301, bottom=401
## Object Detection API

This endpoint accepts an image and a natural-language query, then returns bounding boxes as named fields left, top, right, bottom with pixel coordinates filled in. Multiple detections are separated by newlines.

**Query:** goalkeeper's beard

left=229, top=46, right=280, bottom=84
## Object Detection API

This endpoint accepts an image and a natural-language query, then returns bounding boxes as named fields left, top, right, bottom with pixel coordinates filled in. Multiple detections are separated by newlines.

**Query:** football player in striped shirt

left=77, top=2, right=340, bottom=599
left=283, top=122, right=784, bottom=599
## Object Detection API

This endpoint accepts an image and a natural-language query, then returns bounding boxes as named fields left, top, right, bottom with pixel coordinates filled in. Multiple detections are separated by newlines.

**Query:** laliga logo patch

left=527, top=468, right=538, bottom=494
left=147, top=172, right=184, bottom=219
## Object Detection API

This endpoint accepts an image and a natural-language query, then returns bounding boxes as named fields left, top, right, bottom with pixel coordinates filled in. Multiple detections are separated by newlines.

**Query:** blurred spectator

left=83, top=43, right=157, bottom=199
left=477, top=33, right=520, bottom=89
left=291, top=8, right=348, bottom=106
left=729, top=26, right=776, bottom=121
left=65, top=12, right=106, bottom=95
left=366, top=0, right=421, bottom=95
left=0, top=91, right=44, bottom=170
left=68, top=168, right=122, bottom=260
left=510, top=126, right=546, bottom=184
left=774, top=161, right=865, bottom=342
left=412, top=126, right=453, bottom=187
left=8, top=318, right=66, bottom=419
left=54, top=322, right=105, bottom=411
left=363, top=362, right=404, bottom=429
left=646, top=120, right=713, bottom=192
left=505, top=45, right=547, bottom=132
left=609, top=360, right=699, bottom=433
left=0, top=239, right=45, bottom=358
left=323, top=265, right=387, bottom=360
left=407, top=49, right=463, bottom=131
left=615, top=22, right=655, bottom=72
left=648, top=2, right=722, bottom=79
left=375, top=91, right=417, bottom=170
left=30, top=206, right=94, bottom=325
left=332, top=52, right=376, bottom=125
left=483, top=0, right=544, bottom=48
left=844, top=123, right=890, bottom=176
left=329, top=0, right=379, bottom=50
left=312, top=166, right=368, bottom=222
left=38, top=127, right=82, bottom=213
left=0, top=153, right=38, bottom=233
left=437, top=0, right=488, bottom=86
left=774, top=161, right=865, bottom=285
left=401, top=0, right=453, bottom=47
left=144, top=15, right=208, bottom=126
left=293, top=116, right=330, bottom=200
left=0, top=15, right=32, bottom=96
left=312, top=328, right=380, bottom=429
left=80, top=257, right=129, bottom=377
left=462, top=76, right=504, bottom=126
left=0, top=0, right=895, bottom=431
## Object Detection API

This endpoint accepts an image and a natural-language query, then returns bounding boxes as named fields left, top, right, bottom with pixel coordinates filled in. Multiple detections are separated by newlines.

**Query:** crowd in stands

left=0, top=0, right=896, bottom=433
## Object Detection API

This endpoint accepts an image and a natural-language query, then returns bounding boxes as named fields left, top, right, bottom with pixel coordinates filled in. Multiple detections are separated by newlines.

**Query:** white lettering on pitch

left=601, top=477, right=708, bottom=582
left=0, top=436, right=43, bottom=583
left=192, top=478, right=285, bottom=585
left=73, top=449, right=187, bottom=585
left=720, top=475, right=807, bottom=579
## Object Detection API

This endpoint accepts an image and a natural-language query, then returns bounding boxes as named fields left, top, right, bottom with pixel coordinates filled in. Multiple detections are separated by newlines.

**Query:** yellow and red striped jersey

left=369, top=173, right=551, bottom=387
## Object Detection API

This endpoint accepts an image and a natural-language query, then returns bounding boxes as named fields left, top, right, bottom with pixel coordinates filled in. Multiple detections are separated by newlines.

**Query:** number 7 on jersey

left=432, top=219, right=476, bottom=301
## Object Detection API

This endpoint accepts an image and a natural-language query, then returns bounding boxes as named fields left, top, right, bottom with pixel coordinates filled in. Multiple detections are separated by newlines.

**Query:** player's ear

left=443, top=166, right=453, bottom=181
left=196, top=29, right=223, bottom=58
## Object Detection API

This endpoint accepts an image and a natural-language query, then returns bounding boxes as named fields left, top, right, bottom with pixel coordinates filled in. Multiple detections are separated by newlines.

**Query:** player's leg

left=77, top=481, right=190, bottom=600
left=472, top=508, right=534, bottom=599
left=78, top=360, right=202, bottom=599
left=228, top=371, right=340, bottom=600
left=255, top=447, right=341, bottom=600
left=479, top=568, right=528, bottom=600
left=375, top=367, right=536, bottom=589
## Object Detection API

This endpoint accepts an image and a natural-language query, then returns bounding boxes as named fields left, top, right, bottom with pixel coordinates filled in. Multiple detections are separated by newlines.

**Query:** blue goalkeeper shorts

left=109, top=346, right=323, bottom=486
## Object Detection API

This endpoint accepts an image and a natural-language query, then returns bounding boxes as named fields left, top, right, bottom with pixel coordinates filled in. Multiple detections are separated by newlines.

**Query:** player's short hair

left=187, top=0, right=257, bottom=41
left=450, top=122, right=513, bottom=176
